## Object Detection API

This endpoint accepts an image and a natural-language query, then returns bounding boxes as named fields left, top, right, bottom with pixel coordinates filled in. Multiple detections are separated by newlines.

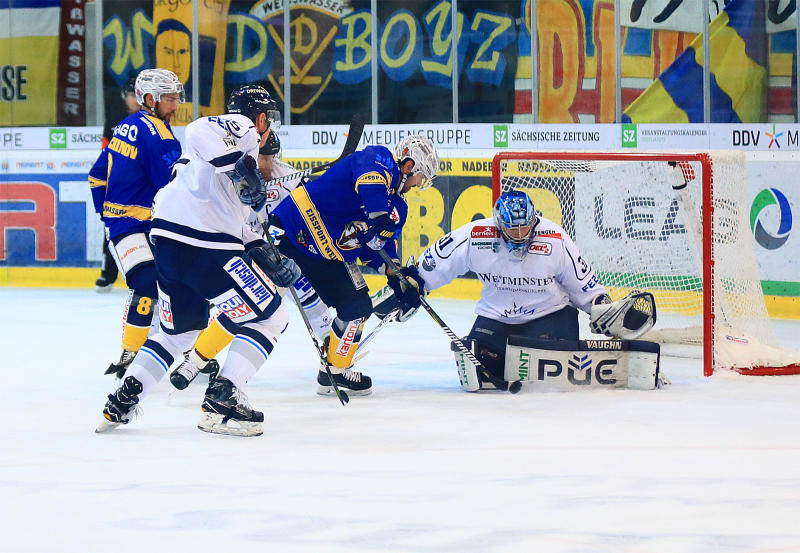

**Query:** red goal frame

left=492, top=151, right=800, bottom=377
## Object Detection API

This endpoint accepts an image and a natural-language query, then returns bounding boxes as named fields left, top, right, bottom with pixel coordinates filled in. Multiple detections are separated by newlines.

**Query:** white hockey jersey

left=245, top=158, right=302, bottom=236
left=151, top=114, right=271, bottom=250
left=418, top=217, right=607, bottom=324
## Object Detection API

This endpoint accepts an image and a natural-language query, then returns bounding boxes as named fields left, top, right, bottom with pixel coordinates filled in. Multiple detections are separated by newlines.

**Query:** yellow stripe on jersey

left=354, top=171, right=389, bottom=193
left=102, top=202, right=152, bottom=221
left=144, top=114, right=175, bottom=141
left=88, top=176, right=106, bottom=188
left=290, top=187, right=343, bottom=262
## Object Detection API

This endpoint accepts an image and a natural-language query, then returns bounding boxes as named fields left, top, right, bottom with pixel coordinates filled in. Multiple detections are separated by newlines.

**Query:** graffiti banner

left=153, top=0, right=231, bottom=126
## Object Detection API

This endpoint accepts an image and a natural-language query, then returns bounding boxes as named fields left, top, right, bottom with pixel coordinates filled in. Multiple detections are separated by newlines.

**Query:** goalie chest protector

left=504, top=336, right=661, bottom=390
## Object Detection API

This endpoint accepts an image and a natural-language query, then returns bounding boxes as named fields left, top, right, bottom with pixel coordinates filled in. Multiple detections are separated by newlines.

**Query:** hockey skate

left=317, top=365, right=372, bottom=396
left=104, top=349, right=136, bottom=379
left=95, top=274, right=116, bottom=293
left=169, top=353, right=220, bottom=390
left=197, top=377, right=263, bottom=437
left=95, top=376, right=143, bottom=433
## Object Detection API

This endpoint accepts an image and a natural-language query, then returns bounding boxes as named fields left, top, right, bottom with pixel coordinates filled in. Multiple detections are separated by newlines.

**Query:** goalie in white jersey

left=401, top=190, right=656, bottom=390
left=97, top=85, right=301, bottom=436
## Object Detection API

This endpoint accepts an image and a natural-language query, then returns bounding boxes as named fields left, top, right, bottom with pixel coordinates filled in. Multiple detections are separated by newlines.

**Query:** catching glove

left=249, top=241, right=301, bottom=288
left=232, top=154, right=267, bottom=211
left=357, top=213, right=395, bottom=251
left=386, top=264, right=426, bottom=309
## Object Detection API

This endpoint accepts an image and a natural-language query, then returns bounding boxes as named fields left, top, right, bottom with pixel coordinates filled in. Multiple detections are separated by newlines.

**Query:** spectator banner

left=153, top=0, right=231, bottom=126
left=0, top=0, right=60, bottom=125
left=623, top=0, right=767, bottom=124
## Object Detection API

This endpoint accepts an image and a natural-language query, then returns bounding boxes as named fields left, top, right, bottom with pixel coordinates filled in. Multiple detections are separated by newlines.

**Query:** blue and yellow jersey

left=273, top=145, right=404, bottom=264
left=88, top=110, right=182, bottom=240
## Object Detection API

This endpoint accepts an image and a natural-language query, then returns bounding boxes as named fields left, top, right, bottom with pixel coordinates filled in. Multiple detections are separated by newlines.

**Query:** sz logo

left=750, top=188, right=792, bottom=249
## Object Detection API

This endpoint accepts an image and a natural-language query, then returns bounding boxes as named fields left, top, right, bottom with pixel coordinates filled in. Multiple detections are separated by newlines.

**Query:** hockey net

left=492, top=151, right=800, bottom=376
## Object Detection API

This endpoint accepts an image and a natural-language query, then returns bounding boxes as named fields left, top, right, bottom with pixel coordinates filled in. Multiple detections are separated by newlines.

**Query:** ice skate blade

left=95, top=284, right=114, bottom=294
left=197, top=413, right=263, bottom=437
left=316, top=384, right=371, bottom=397
left=95, top=417, right=122, bottom=433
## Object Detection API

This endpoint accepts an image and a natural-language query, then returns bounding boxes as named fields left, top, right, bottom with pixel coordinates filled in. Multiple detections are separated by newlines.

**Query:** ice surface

left=2, top=288, right=799, bottom=553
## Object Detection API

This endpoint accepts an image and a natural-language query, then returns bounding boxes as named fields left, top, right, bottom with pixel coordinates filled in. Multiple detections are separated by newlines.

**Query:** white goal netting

left=493, top=151, right=800, bottom=375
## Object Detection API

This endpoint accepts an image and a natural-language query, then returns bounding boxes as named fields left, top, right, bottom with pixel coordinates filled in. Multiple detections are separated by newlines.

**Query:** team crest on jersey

left=252, top=0, right=352, bottom=114
left=337, top=220, right=368, bottom=251
left=471, top=226, right=499, bottom=238
left=528, top=241, right=552, bottom=255
left=390, top=206, right=400, bottom=224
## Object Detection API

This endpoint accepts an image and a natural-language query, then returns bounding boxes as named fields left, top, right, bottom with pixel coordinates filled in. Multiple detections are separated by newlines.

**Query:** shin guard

left=327, top=317, right=365, bottom=369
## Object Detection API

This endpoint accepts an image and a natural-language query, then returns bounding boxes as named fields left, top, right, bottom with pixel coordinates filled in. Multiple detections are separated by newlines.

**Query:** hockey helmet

left=135, top=68, right=185, bottom=105
left=394, top=135, right=440, bottom=191
left=493, top=191, right=539, bottom=257
left=120, top=77, right=136, bottom=100
left=226, top=85, right=281, bottom=131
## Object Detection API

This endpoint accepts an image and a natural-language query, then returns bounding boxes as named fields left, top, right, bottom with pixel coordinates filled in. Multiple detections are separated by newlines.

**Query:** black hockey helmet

left=120, top=77, right=136, bottom=100
left=226, top=85, right=280, bottom=130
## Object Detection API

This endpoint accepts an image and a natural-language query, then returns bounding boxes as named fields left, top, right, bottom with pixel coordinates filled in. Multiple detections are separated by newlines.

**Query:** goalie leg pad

left=504, top=336, right=662, bottom=390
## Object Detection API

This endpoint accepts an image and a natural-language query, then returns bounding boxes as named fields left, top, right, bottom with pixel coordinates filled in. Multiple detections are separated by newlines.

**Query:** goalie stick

left=375, top=249, right=520, bottom=394
left=263, top=113, right=365, bottom=187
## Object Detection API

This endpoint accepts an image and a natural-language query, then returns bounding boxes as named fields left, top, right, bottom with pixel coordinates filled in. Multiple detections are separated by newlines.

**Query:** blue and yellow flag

left=623, top=0, right=767, bottom=123
left=0, top=0, right=59, bottom=125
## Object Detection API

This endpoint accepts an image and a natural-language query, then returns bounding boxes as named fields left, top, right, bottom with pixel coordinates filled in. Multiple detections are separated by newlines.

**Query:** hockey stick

left=375, top=249, right=520, bottom=393
left=352, top=308, right=400, bottom=364
left=257, top=213, right=349, bottom=406
left=263, top=113, right=365, bottom=187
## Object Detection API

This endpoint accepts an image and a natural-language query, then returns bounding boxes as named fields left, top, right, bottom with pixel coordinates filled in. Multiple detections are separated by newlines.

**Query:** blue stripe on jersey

left=151, top=219, right=244, bottom=245
left=210, top=152, right=242, bottom=168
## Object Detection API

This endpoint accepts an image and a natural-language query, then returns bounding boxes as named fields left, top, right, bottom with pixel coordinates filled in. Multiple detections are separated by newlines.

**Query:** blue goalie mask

left=492, top=191, right=538, bottom=257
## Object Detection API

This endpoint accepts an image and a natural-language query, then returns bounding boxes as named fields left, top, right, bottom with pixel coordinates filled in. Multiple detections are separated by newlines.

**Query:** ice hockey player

left=269, top=135, right=440, bottom=396
left=166, top=125, right=330, bottom=390
left=88, top=69, right=184, bottom=378
left=95, top=77, right=140, bottom=293
left=393, top=190, right=659, bottom=391
left=169, top=138, right=424, bottom=393
left=96, top=85, right=301, bottom=437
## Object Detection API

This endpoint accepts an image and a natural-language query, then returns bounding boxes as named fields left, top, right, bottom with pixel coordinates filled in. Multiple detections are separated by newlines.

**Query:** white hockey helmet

left=394, top=135, right=440, bottom=190
left=135, top=68, right=186, bottom=106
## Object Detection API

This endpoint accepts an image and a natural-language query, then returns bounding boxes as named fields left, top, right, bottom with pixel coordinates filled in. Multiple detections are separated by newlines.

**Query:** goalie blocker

left=454, top=336, right=663, bottom=391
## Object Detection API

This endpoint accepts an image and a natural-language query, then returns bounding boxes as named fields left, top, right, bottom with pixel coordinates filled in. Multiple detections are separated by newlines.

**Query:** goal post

left=492, top=151, right=800, bottom=377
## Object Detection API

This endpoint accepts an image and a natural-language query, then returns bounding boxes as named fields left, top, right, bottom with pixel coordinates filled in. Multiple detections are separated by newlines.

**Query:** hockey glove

left=249, top=242, right=301, bottom=288
left=357, top=212, right=395, bottom=251
left=386, top=264, right=426, bottom=309
left=232, top=154, right=267, bottom=211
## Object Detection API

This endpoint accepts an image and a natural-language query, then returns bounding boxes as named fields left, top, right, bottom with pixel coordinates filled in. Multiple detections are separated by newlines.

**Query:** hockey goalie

left=396, top=190, right=665, bottom=392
